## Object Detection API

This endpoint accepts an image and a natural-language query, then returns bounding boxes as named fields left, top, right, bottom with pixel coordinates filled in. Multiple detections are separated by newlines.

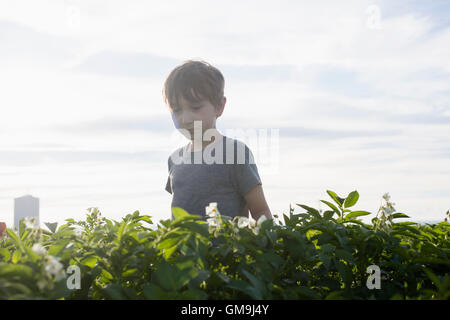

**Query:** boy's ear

left=216, top=96, right=226, bottom=118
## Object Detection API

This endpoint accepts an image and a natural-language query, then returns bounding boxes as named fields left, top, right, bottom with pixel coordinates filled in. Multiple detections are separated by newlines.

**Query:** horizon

left=1, top=192, right=446, bottom=230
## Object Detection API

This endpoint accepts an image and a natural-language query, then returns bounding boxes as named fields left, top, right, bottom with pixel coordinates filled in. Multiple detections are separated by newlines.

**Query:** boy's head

left=162, top=60, right=226, bottom=137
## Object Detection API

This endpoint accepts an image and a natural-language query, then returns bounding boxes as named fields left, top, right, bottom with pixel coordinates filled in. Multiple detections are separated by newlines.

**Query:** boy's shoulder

left=225, top=136, right=256, bottom=164
left=167, top=143, right=188, bottom=167
left=223, top=136, right=248, bottom=149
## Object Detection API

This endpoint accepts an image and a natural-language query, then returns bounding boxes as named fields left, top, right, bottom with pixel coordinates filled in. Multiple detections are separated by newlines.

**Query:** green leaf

left=102, top=283, right=125, bottom=300
left=19, top=219, right=26, bottom=238
left=172, top=207, right=192, bottom=220
left=391, top=213, right=410, bottom=219
left=335, top=249, right=356, bottom=264
left=163, top=245, right=179, bottom=260
left=189, top=269, right=210, bottom=288
left=321, top=200, right=340, bottom=214
left=158, top=236, right=183, bottom=249
left=325, top=291, right=344, bottom=300
left=392, top=221, right=417, bottom=226
left=395, top=225, right=421, bottom=235
left=181, top=221, right=209, bottom=239
left=122, top=268, right=138, bottom=278
left=295, top=286, right=320, bottom=299
left=136, top=215, right=153, bottom=225
left=153, top=260, right=195, bottom=292
left=423, top=268, right=443, bottom=291
left=323, top=210, right=335, bottom=220
left=319, top=252, right=332, bottom=269
left=344, top=190, right=359, bottom=208
left=22, top=246, right=38, bottom=263
left=257, top=253, right=285, bottom=269
left=3, top=282, right=33, bottom=296
left=174, top=257, right=196, bottom=270
left=227, top=279, right=262, bottom=300
left=53, top=227, right=74, bottom=238
left=12, top=250, right=22, bottom=264
left=20, top=229, right=31, bottom=241
left=179, top=289, right=208, bottom=300
left=117, top=222, right=128, bottom=243
left=101, top=269, right=114, bottom=281
left=242, top=269, right=266, bottom=297
left=80, top=256, right=98, bottom=268
left=122, top=287, right=138, bottom=299
left=0, top=248, right=11, bottom=262
left=216, top=272, right=231, bottom=284
left=6, top=229, right=21, bottom=247
left=335, top=260, right=352, bottom=288
left=0, top=263, right=33, bottom=278
left=143, top=284, right=168, bottom=299
left=283, top=214, right=290, bottom=225
left=297, top=204, right=321, bottom=219
left=343, top=219, right=367, bottom=226
left=345, top=211, right=371, bottom=219
left=48, top=240, right=70, bottom=256
left=327, top=190, right=344, bottom=207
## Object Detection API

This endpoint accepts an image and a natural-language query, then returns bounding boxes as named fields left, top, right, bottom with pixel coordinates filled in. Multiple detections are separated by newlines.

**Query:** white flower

left=376, top=192, right=397, bottom=231
left=24, top=217, right=37, bottom=229
left=209, top=202, right=218, bottom=209
left=45, top=256, right=63, bottom=273
left=237, top=215, right=267, bottom=235
left=65, top=242, right=74, bottom=249
left=206, top=202, right=219, bottom=217
left=32, top=243, right=47, bottom=256
left=385, top=205, right=395, bottom=215
left=208, top=210, right=219, bottom=218
left=96, top=212, right=103, bottom=222
left=207, top=217, right=219, bottom=227
left=237, top=217, right=249, bottom=228
left=257, top=215, right=267, bottom=225
left=44, top=256, right=66, bottom=281
left=205, top=203, right=222, bottom=232
left=53, top=269, right=66, bottom=281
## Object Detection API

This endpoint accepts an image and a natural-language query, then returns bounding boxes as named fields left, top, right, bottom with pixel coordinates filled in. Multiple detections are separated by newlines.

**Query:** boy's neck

left=188, top=129, right=223, bottom=152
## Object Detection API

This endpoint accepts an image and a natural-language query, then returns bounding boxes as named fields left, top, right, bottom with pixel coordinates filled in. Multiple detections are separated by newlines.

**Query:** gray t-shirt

left=165, top=136, right=262, bottom=219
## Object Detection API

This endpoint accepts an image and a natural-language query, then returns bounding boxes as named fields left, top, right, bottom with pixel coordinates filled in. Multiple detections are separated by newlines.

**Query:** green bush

left=0, top=190, right=449, bottom=300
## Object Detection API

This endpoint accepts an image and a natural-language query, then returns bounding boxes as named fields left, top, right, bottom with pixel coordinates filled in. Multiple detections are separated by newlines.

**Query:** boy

left=162, top=59, right=272, bottom=222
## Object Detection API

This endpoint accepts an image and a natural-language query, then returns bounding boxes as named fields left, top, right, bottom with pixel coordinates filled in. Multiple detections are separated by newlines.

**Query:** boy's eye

left=173, top=109, right=181, bottom=113
left=191, top=105, right=202, bottom=110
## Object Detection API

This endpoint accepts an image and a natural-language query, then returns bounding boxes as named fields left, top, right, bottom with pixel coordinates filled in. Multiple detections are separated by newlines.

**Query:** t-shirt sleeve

left=165, top=157, right=172, bottom=194
left=232, top=145, right=262, bottom=197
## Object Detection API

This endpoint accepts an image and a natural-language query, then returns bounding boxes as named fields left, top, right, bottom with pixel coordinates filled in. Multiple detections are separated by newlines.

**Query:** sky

left=0, top=0, right=449, bottom=229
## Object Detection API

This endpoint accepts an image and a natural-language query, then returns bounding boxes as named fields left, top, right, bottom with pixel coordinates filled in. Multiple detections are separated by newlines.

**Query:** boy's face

left=170, top=94, right=226, bottom=140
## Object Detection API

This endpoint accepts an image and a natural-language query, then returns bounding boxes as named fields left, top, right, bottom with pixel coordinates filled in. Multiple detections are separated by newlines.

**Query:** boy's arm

left=244, top=184, right=272, bottom=221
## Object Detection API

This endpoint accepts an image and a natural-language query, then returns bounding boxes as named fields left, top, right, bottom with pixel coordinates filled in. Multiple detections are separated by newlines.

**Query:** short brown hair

left=162, top=59, right=225, bottom=110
